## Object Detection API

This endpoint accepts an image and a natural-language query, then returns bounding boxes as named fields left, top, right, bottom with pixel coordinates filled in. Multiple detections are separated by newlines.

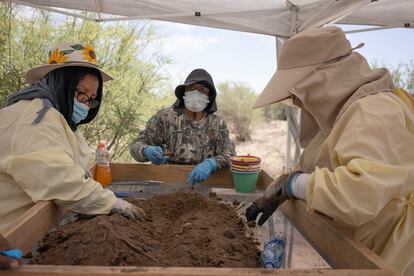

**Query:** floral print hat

left=26, top=42, right=113, bottom=84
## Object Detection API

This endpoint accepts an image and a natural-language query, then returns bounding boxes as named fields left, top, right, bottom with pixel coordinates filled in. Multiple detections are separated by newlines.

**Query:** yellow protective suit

left=302, top=92, right=414, bottom=274
left=0, top=99, right=116, bottom=232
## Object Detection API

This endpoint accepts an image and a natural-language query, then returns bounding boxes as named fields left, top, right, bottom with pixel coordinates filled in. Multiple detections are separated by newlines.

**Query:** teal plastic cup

left=231, top=169, right=260, bottom=193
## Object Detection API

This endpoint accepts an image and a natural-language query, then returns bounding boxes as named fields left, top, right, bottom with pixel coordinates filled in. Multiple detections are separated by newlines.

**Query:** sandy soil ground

left=234, top=120, right=330, bottom=269
left=234, top=120, right=288, bottom=177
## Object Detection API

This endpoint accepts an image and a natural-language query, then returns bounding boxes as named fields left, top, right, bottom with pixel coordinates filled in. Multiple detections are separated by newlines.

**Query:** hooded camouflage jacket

left=129, top=106, right=236, bottom=169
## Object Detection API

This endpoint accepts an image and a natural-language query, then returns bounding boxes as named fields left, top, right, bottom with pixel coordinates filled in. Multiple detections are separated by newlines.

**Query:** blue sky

left=152, top=21, right=414, bottom=94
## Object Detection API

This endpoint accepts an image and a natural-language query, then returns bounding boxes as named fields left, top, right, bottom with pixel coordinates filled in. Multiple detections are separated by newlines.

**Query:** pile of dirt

left=31, top=192, right=260, bottom=267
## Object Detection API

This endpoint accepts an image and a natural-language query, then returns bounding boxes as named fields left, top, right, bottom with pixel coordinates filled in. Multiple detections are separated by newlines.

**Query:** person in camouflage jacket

left=130, top=69, right=236, bottom=185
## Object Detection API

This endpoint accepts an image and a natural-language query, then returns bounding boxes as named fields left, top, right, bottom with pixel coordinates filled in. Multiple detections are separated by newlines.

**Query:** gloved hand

left=111, top=198, right=147, bottom=221
left=245, top=171, right=301, bottom=226
left=0, top=234, right=21, bottom=269
left=143, top=146, right=168, bottom=165
left=186, top=158, right=218, bottom=185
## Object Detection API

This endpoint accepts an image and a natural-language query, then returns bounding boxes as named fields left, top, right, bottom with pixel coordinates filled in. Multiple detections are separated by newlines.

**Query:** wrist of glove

left=0, top=234, right=20, bottom=269
left=144, top=146, right=168, bottom=165
left=111, top=198, right=147, bottom=221
left=245, top=171, right=302, bottom=226
left=186, top=158, right=218, bottom=185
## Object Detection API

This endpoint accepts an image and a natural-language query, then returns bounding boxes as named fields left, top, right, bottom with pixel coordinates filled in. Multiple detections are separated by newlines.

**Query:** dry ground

left=234, top=120, right=288, bottom=177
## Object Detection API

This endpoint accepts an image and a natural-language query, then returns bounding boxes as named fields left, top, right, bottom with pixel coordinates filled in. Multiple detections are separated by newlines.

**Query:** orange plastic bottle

left=95, top=143, right=112, bottom=186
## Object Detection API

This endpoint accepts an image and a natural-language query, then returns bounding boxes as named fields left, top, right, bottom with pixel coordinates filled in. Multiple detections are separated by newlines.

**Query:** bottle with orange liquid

left=95, top=143, right=112, bottom=186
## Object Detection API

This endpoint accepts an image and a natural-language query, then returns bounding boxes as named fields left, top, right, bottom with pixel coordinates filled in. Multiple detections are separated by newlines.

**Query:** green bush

left=371, top=60, right=414, bottom=94
left=216, top=81, right=262, bottom=142
left=262, top=103, right=287, bottom=121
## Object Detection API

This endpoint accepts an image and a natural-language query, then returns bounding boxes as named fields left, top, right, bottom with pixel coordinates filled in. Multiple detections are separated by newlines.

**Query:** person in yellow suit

left=0, top=43, right=146, bottom=232
left=246, top=26, right=414, bottom=275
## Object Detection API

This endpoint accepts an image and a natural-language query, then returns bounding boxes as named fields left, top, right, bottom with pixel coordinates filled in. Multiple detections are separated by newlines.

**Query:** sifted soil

left=31, top=192, right=260, bottom=267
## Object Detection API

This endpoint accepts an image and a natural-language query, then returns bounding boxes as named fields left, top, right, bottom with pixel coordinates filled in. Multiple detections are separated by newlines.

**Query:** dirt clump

left=31, top=192, right=260, bottom=267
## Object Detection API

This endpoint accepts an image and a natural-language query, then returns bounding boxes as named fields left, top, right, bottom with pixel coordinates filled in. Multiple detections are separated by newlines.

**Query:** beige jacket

left=0, top=99, right=115, bottom=232
left=302, top=92, right=414, bottom=275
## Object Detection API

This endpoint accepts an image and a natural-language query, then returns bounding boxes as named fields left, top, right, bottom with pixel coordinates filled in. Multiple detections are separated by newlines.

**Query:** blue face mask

left=72, top=98, right=90, bottom=124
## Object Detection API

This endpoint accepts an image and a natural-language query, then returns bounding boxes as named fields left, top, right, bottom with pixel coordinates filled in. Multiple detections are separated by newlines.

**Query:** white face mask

left=183, top=90, right=210, bottom=112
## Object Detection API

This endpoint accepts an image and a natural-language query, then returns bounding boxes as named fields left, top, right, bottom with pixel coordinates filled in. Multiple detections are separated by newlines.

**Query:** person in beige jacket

left=0, top=43, right=145, bottom=232
left=246, top=26, right=414, bottom=275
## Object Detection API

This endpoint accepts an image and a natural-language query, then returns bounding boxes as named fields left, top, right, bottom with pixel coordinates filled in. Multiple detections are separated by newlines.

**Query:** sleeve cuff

left=292, top=173, right=309, bottom=200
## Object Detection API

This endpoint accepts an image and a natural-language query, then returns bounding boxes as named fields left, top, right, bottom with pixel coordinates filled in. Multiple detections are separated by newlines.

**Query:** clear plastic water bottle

left=260, top=233, right=286, bottom=268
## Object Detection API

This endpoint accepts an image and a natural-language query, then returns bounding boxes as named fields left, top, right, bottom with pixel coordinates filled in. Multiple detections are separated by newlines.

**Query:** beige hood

left=254, top=26, right=395, bottom=147
left=292, top=52, right=395, bottom=147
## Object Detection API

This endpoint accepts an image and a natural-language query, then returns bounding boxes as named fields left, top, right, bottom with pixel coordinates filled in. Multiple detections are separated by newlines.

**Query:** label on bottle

left=96, top=147, right=109, bottom=165
left=95, top=145, right=112, bottom=186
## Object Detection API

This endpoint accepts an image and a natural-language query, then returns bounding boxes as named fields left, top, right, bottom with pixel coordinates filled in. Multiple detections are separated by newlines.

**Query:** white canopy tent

left=5, top=0, right=414, bottom=36
left=4, top=0, right=414, bottom=268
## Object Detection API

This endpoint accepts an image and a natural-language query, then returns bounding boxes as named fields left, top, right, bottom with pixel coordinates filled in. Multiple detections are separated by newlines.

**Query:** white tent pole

left=300, top=0, right=338, bottom=30
left=282, top=1, right=301, bottom=172
left=279, top=4, right=302, bottom=265
left=276, top=29, right=299, bottom=270
left=283, top=0, right=295, bottom=173
left=94, top=0, right=102, bottom=22
left=7, top=0, right=290, bottom=36
left=99, top=13, right=280, bottom=36
left=98, top=7, right=287, bottom=22
left=299, top=0, right=371, bottom=31
left=100, top=12, right=193, bottom=21
left=286, top=0, right=298, bottom=36
left=275, top=35, right=290, bottom=270
left=344, top=23, right=413, bottom=34
left=277, top=40, right=291, bottom=174
left=8, top=1, right=287, bottom=24
left=8, top=0, right=96, bottom=21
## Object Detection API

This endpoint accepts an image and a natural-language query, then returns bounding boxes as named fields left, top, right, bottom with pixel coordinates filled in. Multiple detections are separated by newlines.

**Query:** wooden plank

left=1, top=265, right=399, bottom=276
left=2, top=201, right=58, bottom=254
left=280, top=200, right=398, bottom=273
left=111, top=163, right=226, bottom=184
left=110, top=163, right=267, bottom=189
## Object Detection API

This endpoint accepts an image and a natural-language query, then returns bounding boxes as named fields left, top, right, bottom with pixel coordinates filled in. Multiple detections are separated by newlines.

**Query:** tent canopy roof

left=8, top=0, right=414, bottom=37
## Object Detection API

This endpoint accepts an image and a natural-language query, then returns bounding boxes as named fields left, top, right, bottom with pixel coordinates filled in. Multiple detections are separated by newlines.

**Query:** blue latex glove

left=0, top=249, right=22, bottom=260
left=186, top=158, right=218, bottom=185
left=144, top=146, right=168, bottom=165
left=0, top=234, right=21, bottom=269
left=114, top=191, right=136, bottom=198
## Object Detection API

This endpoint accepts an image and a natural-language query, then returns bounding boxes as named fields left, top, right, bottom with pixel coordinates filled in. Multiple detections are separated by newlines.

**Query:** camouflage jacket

left=130, top=106, right=236, bottom=169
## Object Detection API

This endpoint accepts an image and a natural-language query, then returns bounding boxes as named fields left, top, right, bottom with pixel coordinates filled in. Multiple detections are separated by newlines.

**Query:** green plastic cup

left=231, top=170, right=259, bottom=193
